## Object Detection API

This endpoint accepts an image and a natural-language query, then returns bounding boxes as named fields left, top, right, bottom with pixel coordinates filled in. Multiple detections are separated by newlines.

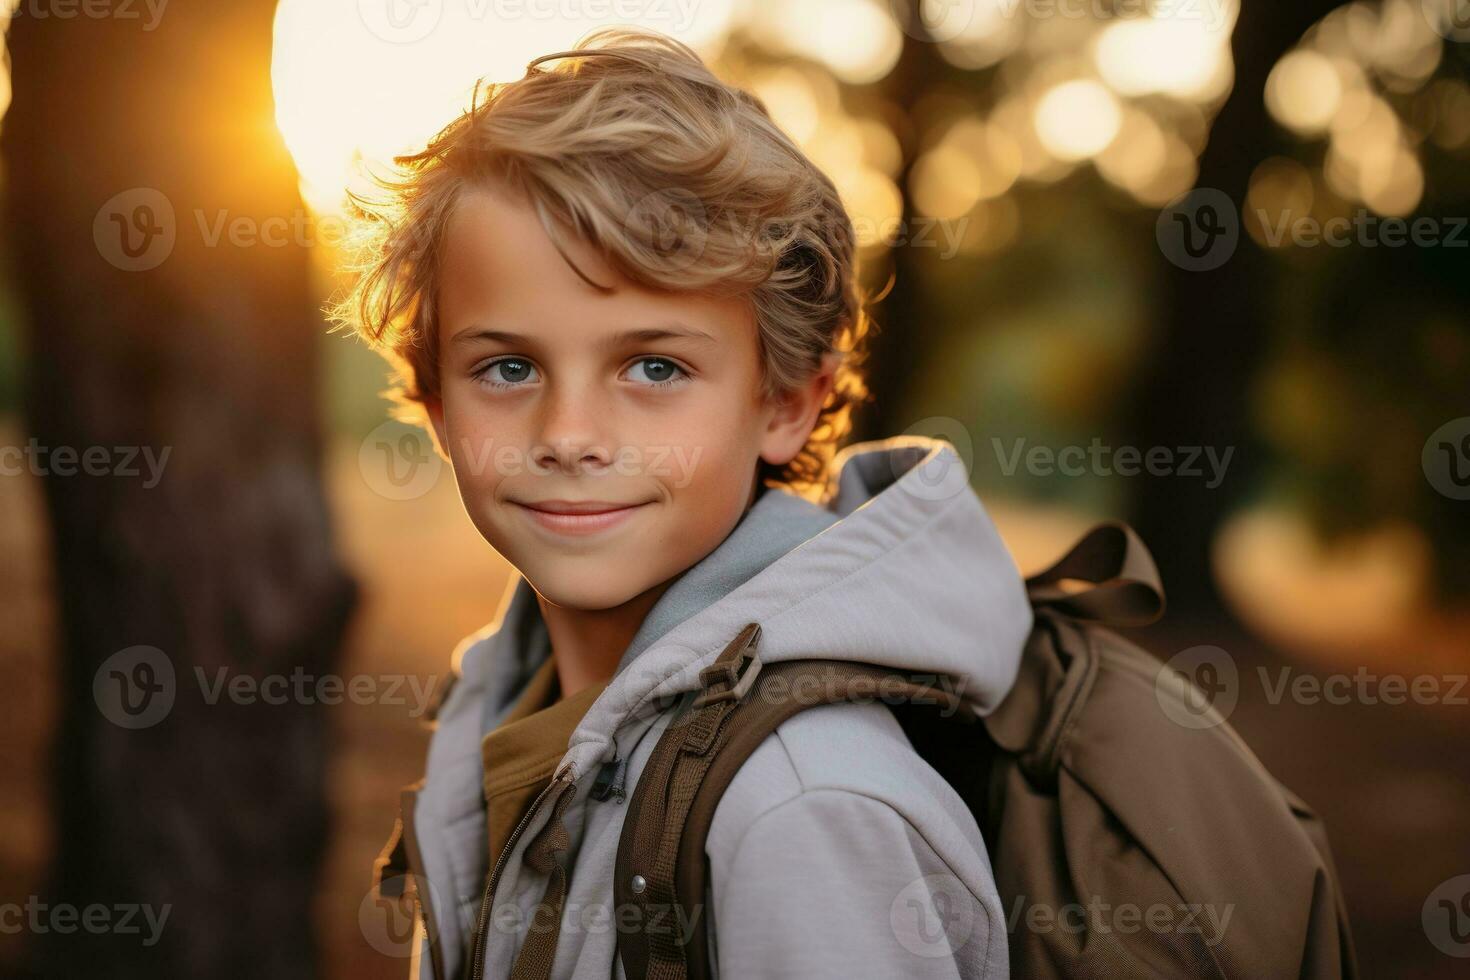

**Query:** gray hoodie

left=400, top=436, right=1034, bottom=979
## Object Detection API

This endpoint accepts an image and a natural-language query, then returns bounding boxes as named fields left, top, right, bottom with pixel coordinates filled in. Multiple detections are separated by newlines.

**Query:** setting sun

left=270, top=0, right=735, bottom=214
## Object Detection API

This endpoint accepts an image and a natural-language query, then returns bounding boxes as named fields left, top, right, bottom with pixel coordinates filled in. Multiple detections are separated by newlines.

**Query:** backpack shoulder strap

left=614, top=522, right=1162, bottom=979
left=1023, top=521, right=1165, bottom=626
left=614, top=625, right=966, bottom=980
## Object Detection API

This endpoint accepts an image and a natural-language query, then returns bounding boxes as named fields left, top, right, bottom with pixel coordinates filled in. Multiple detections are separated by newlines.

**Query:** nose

left=531, top=381, right=614, bottom=476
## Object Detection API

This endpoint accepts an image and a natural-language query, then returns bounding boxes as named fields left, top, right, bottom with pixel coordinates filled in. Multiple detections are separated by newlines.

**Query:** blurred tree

left=2, top=4, right=356, bottom=979
left=1280, top=234, right=1470, bottom=598
left=1126, top=0, right=1352, bottom=610
left=857, top=11, right=949, bottom=449
left=859, top=0, right=1470, bottom=613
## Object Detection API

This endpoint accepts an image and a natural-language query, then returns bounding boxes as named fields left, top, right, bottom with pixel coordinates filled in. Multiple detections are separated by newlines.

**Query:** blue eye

left=625, top=357, right=687, bottom=387
left=476, top=357, right=538, bottom=389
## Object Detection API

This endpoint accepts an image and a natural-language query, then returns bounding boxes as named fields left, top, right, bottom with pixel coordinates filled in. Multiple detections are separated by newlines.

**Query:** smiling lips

left=511, top=498, right=652, bottom=536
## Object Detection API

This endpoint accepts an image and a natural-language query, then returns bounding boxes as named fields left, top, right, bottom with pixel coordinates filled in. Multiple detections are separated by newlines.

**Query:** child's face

left=427, top=185, right=826, bottom=611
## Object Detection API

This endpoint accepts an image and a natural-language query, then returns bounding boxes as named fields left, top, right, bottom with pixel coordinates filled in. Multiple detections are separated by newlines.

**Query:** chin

left=522, top=565, right=649, bottom=612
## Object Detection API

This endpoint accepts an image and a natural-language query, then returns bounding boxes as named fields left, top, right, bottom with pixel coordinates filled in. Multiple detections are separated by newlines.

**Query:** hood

left=412, top=436, right=1035, bottom=977
left=458, top=435, right=1035, bottom=783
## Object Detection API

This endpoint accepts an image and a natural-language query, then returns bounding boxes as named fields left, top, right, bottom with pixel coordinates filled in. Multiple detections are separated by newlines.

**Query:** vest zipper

left=468, top=764, right=576, bottom=980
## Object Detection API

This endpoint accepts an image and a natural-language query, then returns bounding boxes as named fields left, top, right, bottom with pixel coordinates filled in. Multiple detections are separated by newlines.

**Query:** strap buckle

left=692, top=622, right=763, bottom=708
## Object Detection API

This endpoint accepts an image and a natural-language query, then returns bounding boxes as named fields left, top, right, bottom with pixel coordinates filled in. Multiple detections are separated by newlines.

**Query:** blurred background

left=0, top=0, right=1467, bottom=977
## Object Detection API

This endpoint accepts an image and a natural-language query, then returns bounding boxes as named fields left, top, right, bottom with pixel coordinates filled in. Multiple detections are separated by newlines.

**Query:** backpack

left=612, top=522, right=1360, bottom=979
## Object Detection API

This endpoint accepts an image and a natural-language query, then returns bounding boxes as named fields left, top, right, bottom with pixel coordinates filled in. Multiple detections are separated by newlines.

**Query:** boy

left=342, top=27, right=1033, bottom=979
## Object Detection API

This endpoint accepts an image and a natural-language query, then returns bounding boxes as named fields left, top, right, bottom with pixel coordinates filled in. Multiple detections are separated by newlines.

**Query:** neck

left=537, top=475, right=766, bottom=701
left=537, top=579, right=674, bottom=701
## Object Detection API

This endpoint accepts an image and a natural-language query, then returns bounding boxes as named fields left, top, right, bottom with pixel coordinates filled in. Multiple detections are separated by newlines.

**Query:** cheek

left=674, top=373, right=767, bottom=453
left=658, top=412, right=762, bottom=511
left=438, top=389, right=509, bottom=487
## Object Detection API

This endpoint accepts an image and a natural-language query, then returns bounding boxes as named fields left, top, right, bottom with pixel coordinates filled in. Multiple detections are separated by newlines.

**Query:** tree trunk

left=3, top=5, right=357, bottom=978
left=857, top=8, right=951, bottom=442
left=1126, top=0, right=1347, bottom=611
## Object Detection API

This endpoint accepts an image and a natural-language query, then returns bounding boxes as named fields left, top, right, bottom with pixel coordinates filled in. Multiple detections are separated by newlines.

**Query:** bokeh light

left=1094, top=16, right=1233, bottom=102
left=1257, top=0, right=1470, bottom=220
left=1266, top=50, right=1344, bottom=135
left=743, top=0, right=902, bottom=85
left=1034, top=79, right=1121, bottom=162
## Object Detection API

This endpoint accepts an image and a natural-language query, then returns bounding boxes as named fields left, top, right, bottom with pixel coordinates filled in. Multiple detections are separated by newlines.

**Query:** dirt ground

left=1, top=426, right=1467, bottom=978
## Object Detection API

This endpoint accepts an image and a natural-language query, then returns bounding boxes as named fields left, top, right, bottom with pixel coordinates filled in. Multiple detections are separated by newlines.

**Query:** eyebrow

left=449, top=325, right=719, bottom=350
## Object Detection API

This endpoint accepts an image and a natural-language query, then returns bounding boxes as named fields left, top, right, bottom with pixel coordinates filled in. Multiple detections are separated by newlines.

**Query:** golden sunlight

left=271, top=0, right=736, bottom=214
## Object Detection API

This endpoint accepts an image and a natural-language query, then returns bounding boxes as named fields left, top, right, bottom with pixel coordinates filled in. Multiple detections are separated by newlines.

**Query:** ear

left=759, top=351, right=841, bottom=468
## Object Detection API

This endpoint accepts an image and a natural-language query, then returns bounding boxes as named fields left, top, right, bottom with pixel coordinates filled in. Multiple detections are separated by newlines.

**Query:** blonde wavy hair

left=331, top=26, right=874, bottom=499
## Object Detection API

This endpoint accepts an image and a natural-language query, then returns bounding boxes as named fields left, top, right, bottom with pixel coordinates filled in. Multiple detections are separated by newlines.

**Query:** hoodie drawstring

left=508, top=775, right=579, bottom=980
